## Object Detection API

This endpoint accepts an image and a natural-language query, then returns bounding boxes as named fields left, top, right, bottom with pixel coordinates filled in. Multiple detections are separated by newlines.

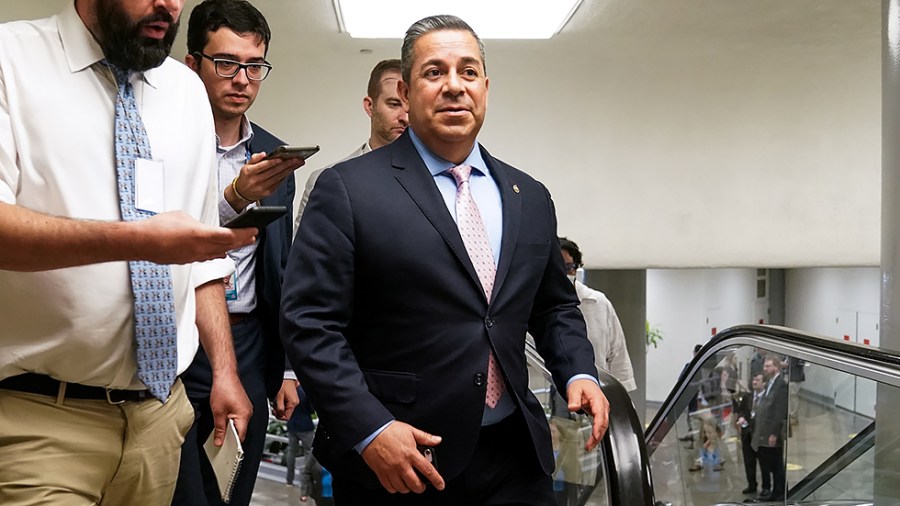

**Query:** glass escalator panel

left=646, top=327, right=900, bottom=506
left=527, top=350, right=610, bottom=506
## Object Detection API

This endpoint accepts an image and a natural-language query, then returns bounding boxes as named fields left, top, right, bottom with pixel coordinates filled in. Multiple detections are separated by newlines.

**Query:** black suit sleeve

left=527, top=185, right=598, bottom=397
left=280, top=168, right=394, bottom=454
left=248, top=123, right=296, bottom=397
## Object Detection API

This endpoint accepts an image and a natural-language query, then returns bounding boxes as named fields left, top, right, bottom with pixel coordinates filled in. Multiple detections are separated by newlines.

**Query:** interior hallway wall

left=784, top=268, right=881, bottom=338
left=643, top=267, right=881, bottom=405
left=645, top=269, right=757, bottom=402
left=0, top=0, right=881, bottom=268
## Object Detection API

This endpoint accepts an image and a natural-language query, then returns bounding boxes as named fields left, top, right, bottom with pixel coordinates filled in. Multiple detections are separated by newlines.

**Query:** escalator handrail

left=525, top=342, right=656, bottom=506
left=644, top=324, right=900, bottom=449
left=787, top=421, right=876, bottom=501
left=595, top=368, right=657, bottom=506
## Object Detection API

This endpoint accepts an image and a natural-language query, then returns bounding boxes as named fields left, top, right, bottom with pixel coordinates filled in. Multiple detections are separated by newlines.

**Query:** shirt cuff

left=567, top=374, right=600, bottom=389
left=219, top=196, right=256, bottom=223
left=190, top=256, right=234, bottom=289
left=283, top=370, right=297, bottom=381
left=354, top=420, right=394, bottom=454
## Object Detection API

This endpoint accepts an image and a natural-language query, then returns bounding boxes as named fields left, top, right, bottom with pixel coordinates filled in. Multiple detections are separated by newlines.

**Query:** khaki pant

left=0, top=379, right=194, bottom=506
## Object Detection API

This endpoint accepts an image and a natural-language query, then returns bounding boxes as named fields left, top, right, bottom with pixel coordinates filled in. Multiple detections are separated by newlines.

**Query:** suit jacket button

left=474, top=373, right=486, bottom=386
left=485, top=317, right=494, bottom=328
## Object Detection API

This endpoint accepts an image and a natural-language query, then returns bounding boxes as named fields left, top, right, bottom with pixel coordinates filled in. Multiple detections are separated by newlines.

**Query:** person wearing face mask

left=559, top=237, right=636, bottom=392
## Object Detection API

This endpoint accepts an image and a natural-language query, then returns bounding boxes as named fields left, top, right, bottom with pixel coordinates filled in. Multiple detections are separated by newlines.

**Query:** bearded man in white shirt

left=0, top=1, right=255, bottom=504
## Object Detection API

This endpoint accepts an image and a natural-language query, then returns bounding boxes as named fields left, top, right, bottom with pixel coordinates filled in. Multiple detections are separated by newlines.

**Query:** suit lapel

left=390, top=134, right=486, bottom=300
left=483, top=147, right=521, bottom=303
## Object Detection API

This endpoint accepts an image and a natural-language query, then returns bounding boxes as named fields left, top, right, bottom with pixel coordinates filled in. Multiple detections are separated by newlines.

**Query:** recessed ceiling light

left=333, top=0, right=584, bottom=39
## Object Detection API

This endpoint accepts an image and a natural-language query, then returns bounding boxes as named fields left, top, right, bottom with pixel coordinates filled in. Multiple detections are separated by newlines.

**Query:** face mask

left=567, top=274, right=576, bottom=284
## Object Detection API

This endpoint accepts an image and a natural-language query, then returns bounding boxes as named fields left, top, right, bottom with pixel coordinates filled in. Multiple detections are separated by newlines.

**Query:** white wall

left=785, top=267, right=881, bottom=337
left=645, top=268, right=757, bottom=402
left=785, top=267, right=880, bottom=415
left=645, top=267, right=882, bottom=407
left=1, top=0, right=882, bottom=269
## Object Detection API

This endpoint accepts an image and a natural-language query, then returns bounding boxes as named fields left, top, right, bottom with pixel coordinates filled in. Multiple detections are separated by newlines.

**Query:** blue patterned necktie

left=109, top=64, right=177, bottom=401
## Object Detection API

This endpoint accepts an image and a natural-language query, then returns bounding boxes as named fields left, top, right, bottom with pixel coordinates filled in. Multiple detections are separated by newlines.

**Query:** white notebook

left=203, top=418, right=244, bottom=503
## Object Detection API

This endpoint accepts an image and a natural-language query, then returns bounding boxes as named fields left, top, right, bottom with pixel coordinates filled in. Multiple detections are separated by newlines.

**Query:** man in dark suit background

left=282, top=14, right=609, bottom=505
left=735, top=372, right=766, bottom=495
left=174, top=2, right=303, bottom=504
left=752, top=355, right=789, bottom=501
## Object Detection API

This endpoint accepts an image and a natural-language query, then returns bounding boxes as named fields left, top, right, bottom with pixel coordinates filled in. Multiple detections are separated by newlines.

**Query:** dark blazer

left=247, top=123, right=294, bottom=398
left=280, top=131, right=597, bottom=487
left=732, top=390, right=755, bottom=440
left=752, top=374, right=788, bottom=450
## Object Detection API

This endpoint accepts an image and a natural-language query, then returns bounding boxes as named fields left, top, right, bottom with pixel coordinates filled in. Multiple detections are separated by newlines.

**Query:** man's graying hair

left=400, top=15, right=486, bottom=84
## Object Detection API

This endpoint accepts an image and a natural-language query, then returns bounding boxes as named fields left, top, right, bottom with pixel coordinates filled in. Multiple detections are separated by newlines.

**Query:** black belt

left=0, top=373, right=153, bottom=404
left=229, top=313, right=253, bottom=326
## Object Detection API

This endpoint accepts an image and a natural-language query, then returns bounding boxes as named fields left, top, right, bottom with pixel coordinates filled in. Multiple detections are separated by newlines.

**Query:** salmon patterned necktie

left=448, top=164, right=505, bottom=408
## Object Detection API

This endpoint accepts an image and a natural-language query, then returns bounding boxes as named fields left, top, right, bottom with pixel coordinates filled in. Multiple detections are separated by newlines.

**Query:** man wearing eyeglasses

left=174, top=1, right=303, bottom=505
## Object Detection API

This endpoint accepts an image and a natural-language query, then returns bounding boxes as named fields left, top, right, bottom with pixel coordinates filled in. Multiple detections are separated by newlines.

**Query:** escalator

left=527, top=324, right=900, bottom=506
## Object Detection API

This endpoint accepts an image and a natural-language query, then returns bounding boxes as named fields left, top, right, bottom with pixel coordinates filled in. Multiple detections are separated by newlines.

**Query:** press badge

left=224, top=272, right=238, bottom=301
left=135, top=159, right=166, bottom=214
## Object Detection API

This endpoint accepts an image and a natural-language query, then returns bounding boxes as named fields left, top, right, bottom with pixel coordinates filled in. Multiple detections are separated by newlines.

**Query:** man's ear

left=363, top=96, right=374, bottom=119
left=398, top=79, right=409, bottom=107
left=184, top=53, right=199, bottom=73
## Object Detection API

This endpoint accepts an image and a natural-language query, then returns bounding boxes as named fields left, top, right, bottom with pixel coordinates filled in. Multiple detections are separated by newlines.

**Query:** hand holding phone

left=417, top=445, right=438, bottom=470
left=263, top=145, right=320, bottom=161
left=222, top=206, right=287, bottom=229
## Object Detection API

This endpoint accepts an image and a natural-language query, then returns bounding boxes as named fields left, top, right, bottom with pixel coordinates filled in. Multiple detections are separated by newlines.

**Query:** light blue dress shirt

left=408, top=129, right=503, bottom=266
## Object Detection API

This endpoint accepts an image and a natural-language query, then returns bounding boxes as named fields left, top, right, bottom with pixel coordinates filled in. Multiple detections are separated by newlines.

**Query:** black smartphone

left=417, top=445, right=438, bottom=470
left=222, top=206, right=287, bottom=229
left=263, top=145, right=320, bottom=161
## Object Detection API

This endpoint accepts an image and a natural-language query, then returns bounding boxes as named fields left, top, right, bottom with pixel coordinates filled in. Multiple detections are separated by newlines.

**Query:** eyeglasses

left=565, top=262, right=578, bottom=273
left=194, top=52, right=272, bottom=81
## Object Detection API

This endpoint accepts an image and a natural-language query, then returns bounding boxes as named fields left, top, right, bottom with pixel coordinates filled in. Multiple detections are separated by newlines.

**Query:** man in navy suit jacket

left=282, top=14, right=609, bottom=505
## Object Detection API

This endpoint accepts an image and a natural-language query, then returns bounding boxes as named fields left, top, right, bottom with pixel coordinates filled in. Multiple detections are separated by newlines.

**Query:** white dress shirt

left=0, top=4, right=233, bottom=388
left=574, top=280, right=637, bottom=391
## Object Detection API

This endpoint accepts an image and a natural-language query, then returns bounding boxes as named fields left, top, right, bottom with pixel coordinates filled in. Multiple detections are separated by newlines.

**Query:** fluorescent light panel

left=333, top=0, right=583, bottom=39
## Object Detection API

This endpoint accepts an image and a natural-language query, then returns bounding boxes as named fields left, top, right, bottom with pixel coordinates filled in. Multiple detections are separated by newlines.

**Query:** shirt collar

left=407, top=128, right=489, bottom=179
left=58, top=1, right=161, bottom=89
left=217, top=116, right=254, bottom=152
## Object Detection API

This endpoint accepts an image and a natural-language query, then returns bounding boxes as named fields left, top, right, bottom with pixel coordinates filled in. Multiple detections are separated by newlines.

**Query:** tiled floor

left=251, top=478, right=301, bottom=506
left=250, top=458, right=316, bottom=506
